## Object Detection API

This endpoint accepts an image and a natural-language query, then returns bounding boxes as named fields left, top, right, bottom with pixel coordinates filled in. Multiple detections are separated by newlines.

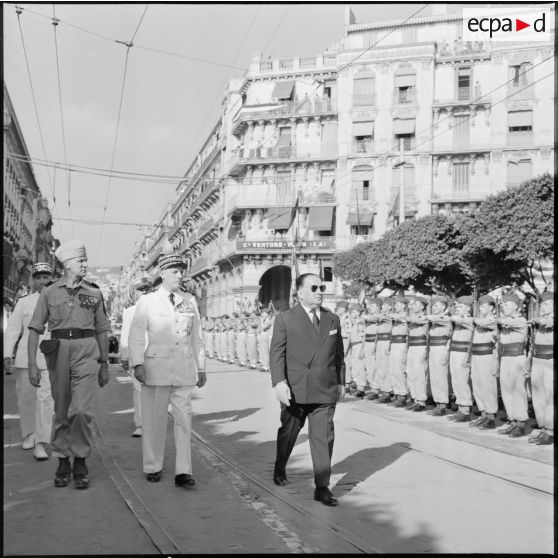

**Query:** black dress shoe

left=175, top=474, right=195, bottom=487
left=147, top=471, right=162, bottom=482
left=54, top=457, right=72, bottom=487
left=314, top=487, right=338, bottom=506
left=74, top=474, right=89, bottom=489
left=72, top=458, right=89, bottom=490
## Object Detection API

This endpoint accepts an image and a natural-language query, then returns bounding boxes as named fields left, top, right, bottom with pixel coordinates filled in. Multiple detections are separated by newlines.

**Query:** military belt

left=51, top=329, right=96, bottom=340
left=499, top=342, right=525, bottom=357
left=408, top=336, right=427, bottom=346
left=471, top=342, right=496, bottom=356
left=450, top=340, right=470, bottom=353
left=391, top=335, right=408, bottom=343
left=429, top=336, right=450, bottom=346
left=376, top=333, right=391, bottom=341
left=533, top=344, right=553, bottom=359
left=365, top=334, right=377, bottom=342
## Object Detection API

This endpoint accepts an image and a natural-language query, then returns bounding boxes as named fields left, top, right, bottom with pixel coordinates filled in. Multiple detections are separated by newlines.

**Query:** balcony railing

left=457, top=86, right=470, bottom=101
left=353, top=139, right=374, bottom=155
left=352, top=94, right=376, bottom=107
left=255, top=53, right=338, bottom=74
left=393, top=136, right=416, bottom=151
left=393, top=88, right=417, bottom=105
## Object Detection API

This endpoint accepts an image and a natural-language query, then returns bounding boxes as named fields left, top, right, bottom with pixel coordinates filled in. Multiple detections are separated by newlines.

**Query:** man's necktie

left=311, top=309, right=320, bottom=332
left=169, top=293, right=175, bottom=307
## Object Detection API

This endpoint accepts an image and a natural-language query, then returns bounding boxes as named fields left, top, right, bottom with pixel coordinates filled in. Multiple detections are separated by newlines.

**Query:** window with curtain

left=452, top=162, right=470, bottom=195
left=353, top=77, right=375, bottom=106
left=453, top=114, right=470, bottom=149
left=351, top=166, right=374, bottom=202
left=391, top=164, right=415, bottom=201
left=457, top=68, right=471, bottom=101
left=508, top=110, right=533, bottom=146
left=507, top=159, right=532, bottom=187
left=320, top=169, right=335, bottom=190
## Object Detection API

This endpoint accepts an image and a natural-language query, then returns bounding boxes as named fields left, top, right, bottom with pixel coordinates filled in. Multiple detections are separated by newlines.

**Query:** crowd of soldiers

left=201, top=308, right=275, bottom=371
left=330, top=292, right=553, bottom=444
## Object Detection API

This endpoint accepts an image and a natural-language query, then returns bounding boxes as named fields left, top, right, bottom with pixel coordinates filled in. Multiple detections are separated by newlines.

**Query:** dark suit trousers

left=274, top=402, right=336, bottom=488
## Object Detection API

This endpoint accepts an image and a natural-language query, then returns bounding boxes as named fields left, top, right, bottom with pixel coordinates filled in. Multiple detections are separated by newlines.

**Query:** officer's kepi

left=158, top=253, right=187, bottom=271
left=32, top=262, right=54, bottom=276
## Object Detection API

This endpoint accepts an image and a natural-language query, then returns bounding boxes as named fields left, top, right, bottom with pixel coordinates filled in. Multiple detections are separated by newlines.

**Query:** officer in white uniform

left=129, top=253, right=207, bottom=487
left=4, top=262, right=55, bottom=460
left=120, top=276, right=153, bottom=437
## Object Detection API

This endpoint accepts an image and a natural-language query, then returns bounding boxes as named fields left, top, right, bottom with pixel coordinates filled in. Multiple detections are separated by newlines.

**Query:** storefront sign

left=236, top=239, right=334, bottom=251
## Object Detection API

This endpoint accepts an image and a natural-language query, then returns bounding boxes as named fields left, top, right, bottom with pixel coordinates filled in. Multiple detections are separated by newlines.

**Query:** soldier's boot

left=469, top=414, right=487, bottom=427
left=366, top=391, right=380, bottom=401
left=54, top=457, right=72, bottom=488
left=412, top=401, right=426, bottom=412
left=528, top=430, right=545, bottom=443
left=535, top=431, right=554, bottom=445
left=393, top=395, right=407, bottom=408
left=451, top=411, right=470, bottom=423
left=478, top=416, right=496, bottom=430
left=427, top=404, right=446, bottom=416
left=507, top=421, right=526, bottom=438
left=497, top=421, right=516, bottom=435
left=376, top=392, right=392, bottom=404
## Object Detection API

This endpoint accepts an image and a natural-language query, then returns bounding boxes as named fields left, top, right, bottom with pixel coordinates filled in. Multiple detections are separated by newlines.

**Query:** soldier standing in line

left=334, top=301, right=351, bottom=387
left=526, top=291, right=553, bottom=445
left=387, top=296, right=409, bottom=408
left=447, top=296, right=475, bottom=423
left=426, top=296, right=452, bottom=417
left=246, top=312, right=260, bottom=368
left=219, top=315, right=229, bottom=361
left=346, top=303, right=366, bottom=398
left=375, top=298, right=394, bottom=404
left=204, top=317, right=215, bottom=359
left=120, top=276, right=153, bottom=438
left=235, top=314, right=248, bottom=366
left=469, top=295, right=500, bottom=430
left=496, top=293, right=530, bottom=437
left=258, top=307, right=273, bottom=372
left=406, top=296, right=430, bottom=411
left=227, top=313, right=238, bottom=364
left=363, top=296, right=382, bottom=401
left=27, top=241, right=111, bottom=489
left=4, top=262, right=55, bottom=460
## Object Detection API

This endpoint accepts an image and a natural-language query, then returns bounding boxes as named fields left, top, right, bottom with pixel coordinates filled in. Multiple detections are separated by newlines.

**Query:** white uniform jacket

left=4, top=293, right=50, bottom=369
left=128, top=287, right=206, bottom=386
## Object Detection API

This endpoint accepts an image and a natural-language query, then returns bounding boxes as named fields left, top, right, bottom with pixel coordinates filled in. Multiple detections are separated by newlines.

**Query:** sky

left=3, top=2, right=452, bottom=267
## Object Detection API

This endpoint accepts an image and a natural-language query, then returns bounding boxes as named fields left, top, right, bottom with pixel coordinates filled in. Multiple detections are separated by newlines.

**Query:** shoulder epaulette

left=85, top=281, right=100, bottom=289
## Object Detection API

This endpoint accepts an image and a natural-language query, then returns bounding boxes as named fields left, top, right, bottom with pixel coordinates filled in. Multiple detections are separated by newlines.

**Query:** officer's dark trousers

left=46, top=338, right=100, bottom=458
left=274, top=402, right=336, bottom=488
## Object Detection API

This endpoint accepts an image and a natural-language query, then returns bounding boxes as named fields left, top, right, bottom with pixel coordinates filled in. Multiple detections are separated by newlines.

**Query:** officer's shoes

left=451, top=412, right=470, bottom=423
left=469, top=416, right=486, bottom=427
left=412, top=404, right=426, bottom=412
left=428, top=406, right=446, bottom=416
left=72, top=458, right=89, bottom=489
left=406, top=402, right=419, bottom=411
left=535, top=432, right=553, bottom=445
left=478, top=418, right=496, bottom=430
left=54, top=457, right=72, bottom=487
left=393, top=397, right=407, bottom=408
left=175, top=474, right=195, bottom=488
left=147, top=471, right=162, bottom=482
left=22, top=434, right=35, bottom=450
left=34, top=442, right=49, bottom=461
left=528, top=431, right=544, bottom=443
left=132, top=427, right=142, bottom=438
left=354, top=390, right=366, bottom=399
left=507, top=424, right=525, bottom=438
left=497, top=422, right=516, bottom=435
left=365, top=392, right=379, bottom=400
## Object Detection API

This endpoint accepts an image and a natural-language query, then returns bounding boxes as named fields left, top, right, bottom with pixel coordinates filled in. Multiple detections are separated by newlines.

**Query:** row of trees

left=333, top=173, right=554, bottom=300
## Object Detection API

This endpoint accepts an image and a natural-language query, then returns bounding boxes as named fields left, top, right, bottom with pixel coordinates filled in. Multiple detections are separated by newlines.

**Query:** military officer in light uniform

left=227, top=313, right=238, bottom=363
left=246, top=311, right=260, bottom=368
left=258, top=307, right=273, bottom=372
left=363, top=297, right=382, bottom=400
left=4, top=262, right=55, bottom=460
left=219, top=315, right=229, bottom=361
left=129, top=253, right=206, bottom=487
left=426, top=296, right=452, bottom=417
left=120, top=276, right=153, bottom=438
left=387, top=296, right=409, bottom=408
left=405, top=296, right=429, bottom=411
left=375, top=298, right=394, bottom=404
left=346, top=303, right=366, bottom=398
left=495, top=292, right=529, bottom=437
left=334, top=301, right=351, bottom=383
left=527, top=291, right=553, bottom=445
left=447, top=296, right=474, bottom=422
left=28, top=241, right=111, bottom=489
left=469, top=295, right=499, bottom=430
left=235, top=314, right=248, bottom=366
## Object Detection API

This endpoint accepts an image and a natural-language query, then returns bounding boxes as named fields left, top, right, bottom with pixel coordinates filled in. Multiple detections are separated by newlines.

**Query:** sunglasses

left=310, top=285, right=326, bottom=293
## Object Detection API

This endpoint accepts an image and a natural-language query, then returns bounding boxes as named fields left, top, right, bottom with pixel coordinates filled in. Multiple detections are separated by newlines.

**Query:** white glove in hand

left=274, top=381, right=292, bottom=406
left=337, top=384, right=345, bottom=401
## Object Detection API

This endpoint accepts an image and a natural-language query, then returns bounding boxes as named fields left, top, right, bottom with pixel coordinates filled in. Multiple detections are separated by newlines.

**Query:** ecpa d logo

left=462, top=7, right=553, bottom=42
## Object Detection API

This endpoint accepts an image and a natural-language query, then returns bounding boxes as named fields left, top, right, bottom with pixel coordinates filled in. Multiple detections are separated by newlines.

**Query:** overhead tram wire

left=52, top=5, right=75, bottom=237
left=9, top=4, right=246, bottom=71
left=95, top=4, right=148, bottom=264
left=15, top=5, right=63, bottom=234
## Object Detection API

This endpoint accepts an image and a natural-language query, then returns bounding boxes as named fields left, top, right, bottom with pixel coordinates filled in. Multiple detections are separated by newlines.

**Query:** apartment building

left=138, top=6, right=554, bottom=316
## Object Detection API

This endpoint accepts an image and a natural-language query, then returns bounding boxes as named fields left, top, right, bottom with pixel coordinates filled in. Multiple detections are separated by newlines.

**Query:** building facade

left=136, top=7, right=554, bottom=316
left=3, top=82, right=60, bottom=302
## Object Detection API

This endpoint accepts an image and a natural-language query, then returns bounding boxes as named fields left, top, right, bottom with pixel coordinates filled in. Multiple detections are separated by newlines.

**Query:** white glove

left=274, top=381, right=292, bottom=406
left=337, top=384, right=345, bottom=401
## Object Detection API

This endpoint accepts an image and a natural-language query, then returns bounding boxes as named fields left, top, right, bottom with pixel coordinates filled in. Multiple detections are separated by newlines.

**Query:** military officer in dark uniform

left=28, top=240, right=111, bottom=489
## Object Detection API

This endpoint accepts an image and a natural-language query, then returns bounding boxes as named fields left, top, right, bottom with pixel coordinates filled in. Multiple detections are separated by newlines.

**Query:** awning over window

left=346, top=211, right=374, bottom=226
left=272, top=80, right=295, bottom=100
left=508, top=110, right=532, bottom=127
left=353, top=121, right=374, bottom=136
left=308, top=206, right=334, bottom=231
left=267, top=207, right=293, bottom=230
left=393, top=119, right=415, bottom=135
left=394, top=74, right=416, bottom=87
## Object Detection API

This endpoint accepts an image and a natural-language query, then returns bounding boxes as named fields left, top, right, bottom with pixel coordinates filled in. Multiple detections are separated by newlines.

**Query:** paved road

left=3, top=359, right=554, bottom=554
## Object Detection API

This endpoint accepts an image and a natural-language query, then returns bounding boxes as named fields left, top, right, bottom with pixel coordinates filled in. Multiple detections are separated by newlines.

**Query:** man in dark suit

left=270, top=273, right=345, bottom=506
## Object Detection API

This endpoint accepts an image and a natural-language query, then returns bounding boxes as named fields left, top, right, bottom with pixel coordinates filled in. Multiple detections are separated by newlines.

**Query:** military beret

left=392, top=296, right=409, bottom=305
left=335, top=300, right=349, bottom=309
left=431, top=296, right=449, bottom=306
left=365, top=297, right=383, bottom=307
left=478, top=295, right=496, bottom=306
left=158, top=253, right=187, bottom=271
left=501, top=293, right=522, bottom=306
left=349, top=303, right=364, bottom=312
left=540, top=291, right=554, bottom=302
left=32, top=262, right=53, bottom=276
left=412, top=296, right=428, bottom=307
left=55, top=240, right=87, bottom=262
left=131, top=276, right=153, bottom=292
left=380, top=298, right=394, bottom=307
left=456, top=296, right=474, bottom=306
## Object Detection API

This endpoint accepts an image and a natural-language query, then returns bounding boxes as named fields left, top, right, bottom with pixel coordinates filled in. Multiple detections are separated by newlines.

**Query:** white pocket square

left=329, top=330, right=337, bottom=335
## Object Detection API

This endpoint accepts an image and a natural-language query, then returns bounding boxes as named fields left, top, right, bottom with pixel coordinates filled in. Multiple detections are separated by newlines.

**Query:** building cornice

left=347, top=12, right=464, bottom=33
